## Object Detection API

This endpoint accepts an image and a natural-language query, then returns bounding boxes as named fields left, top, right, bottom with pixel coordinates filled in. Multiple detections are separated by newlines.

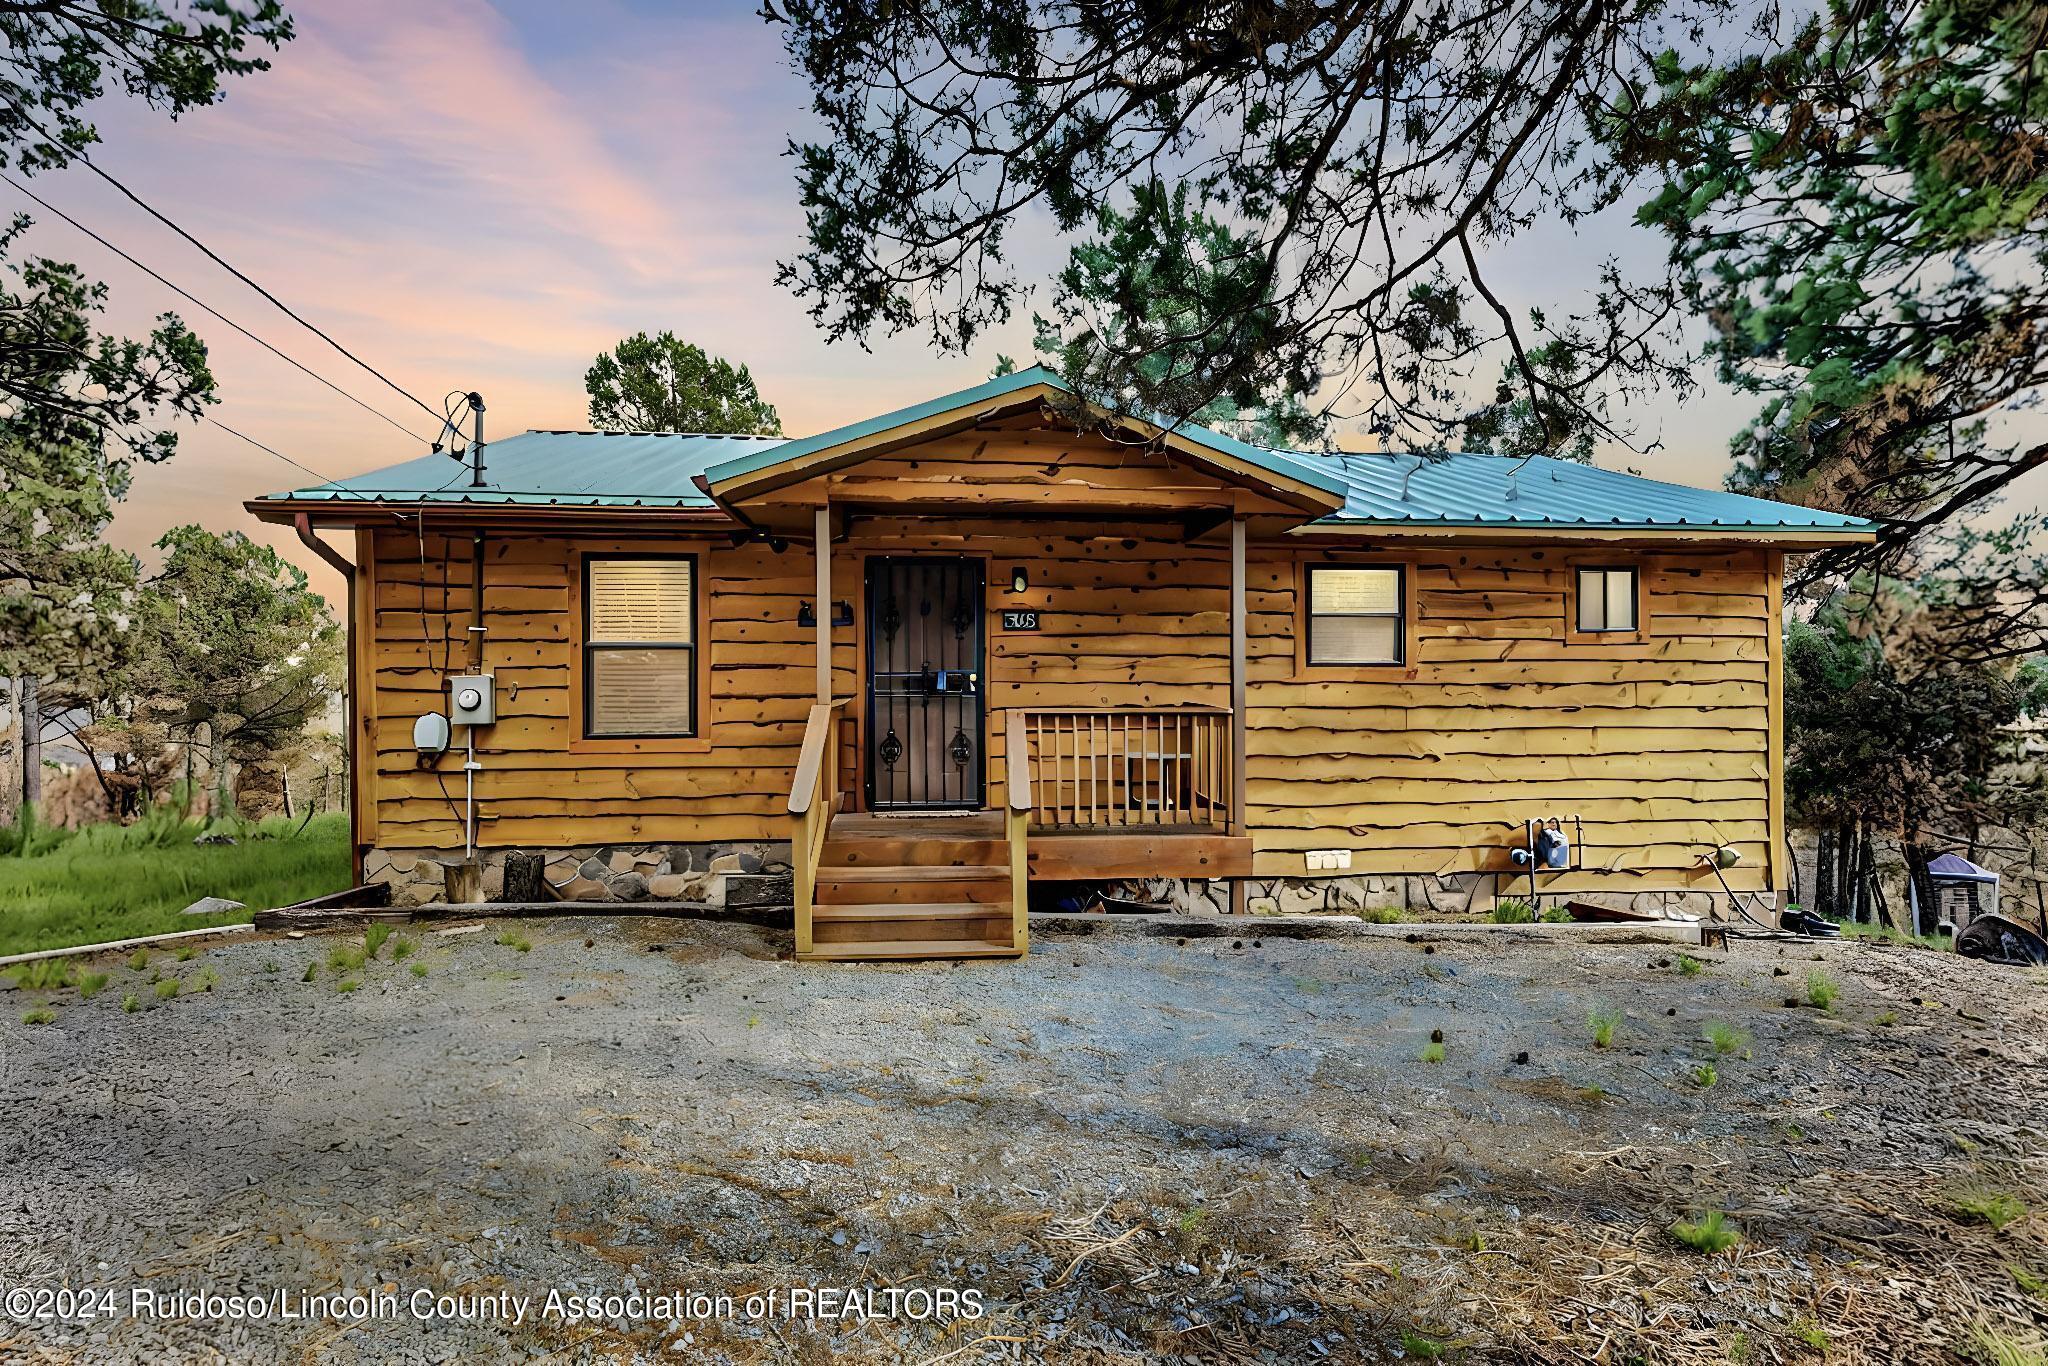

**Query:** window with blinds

left=584, top=557, right=696, bottom=737
left=1575, top=566, right=1640, bottom=633
left=1306, top=565, right=1405, bottom=665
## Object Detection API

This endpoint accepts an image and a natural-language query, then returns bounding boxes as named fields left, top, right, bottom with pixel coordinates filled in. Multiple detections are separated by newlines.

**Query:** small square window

left=1576, top=567, right=1640, bottom=633
left=1307, top=565, right=1405, bottom=665
left=585, top=557, right=696, bottom=737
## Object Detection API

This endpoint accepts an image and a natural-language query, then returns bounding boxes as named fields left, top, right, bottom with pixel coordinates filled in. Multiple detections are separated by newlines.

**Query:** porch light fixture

left=1010, top=566, right=1028, bottom=593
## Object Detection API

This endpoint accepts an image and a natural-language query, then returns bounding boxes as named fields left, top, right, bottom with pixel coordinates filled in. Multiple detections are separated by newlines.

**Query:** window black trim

left=1305, top=563, right=1407, bottom=666
left=1574, top=564, right=1640, bottom=634
left=581, top=553, right=699, bottom=739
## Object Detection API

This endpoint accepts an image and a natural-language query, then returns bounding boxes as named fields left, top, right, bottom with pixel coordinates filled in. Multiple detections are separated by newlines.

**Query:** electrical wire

left=0, top=171, right=432, bottom=446
left=5, top=98, right=445, bottom=424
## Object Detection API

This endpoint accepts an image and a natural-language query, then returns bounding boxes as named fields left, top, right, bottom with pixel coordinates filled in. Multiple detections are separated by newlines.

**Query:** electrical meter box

left=447, top=674, right=496, bottom=726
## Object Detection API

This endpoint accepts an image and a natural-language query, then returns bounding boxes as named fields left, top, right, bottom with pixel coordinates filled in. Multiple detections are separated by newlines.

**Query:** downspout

left=294, top=513, right=363, bottom=885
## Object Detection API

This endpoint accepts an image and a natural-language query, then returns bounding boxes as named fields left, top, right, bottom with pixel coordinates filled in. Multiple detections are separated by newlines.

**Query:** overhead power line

left=5, top=98, right=446, bottom=426
left=1, top=171, right=432, bottom=446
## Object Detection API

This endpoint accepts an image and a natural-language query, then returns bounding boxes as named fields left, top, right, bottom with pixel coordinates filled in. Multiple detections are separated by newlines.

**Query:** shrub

left=1670, top=1210, right=1741, bottom=1254
left=1539, top=904, right=1572, bottom=923
left=1356, top=906, right=1403, bottom=924
left=1491, top=898, right=1535, bottom=924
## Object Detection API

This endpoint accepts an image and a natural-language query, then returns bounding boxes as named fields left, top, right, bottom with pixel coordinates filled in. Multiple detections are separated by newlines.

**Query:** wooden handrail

left=1005, top=710, right=1031, bottom=813
left=789, top=701, right=841, bottom=815
left=790, top=699, right=847, bottom=956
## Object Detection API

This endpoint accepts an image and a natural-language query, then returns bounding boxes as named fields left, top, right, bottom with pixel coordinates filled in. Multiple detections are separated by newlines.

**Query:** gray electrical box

left=448, top=674, right=496, bottom=726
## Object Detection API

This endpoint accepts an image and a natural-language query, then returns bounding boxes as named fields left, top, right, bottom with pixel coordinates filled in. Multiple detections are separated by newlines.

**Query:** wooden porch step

left=820, top=838, right=1008, bottom=868
left=813, top=902, right=1004, bottom=921
left=816, top=864, right=1007, bottom=883
left=798, top=939, right=1023, bottom=961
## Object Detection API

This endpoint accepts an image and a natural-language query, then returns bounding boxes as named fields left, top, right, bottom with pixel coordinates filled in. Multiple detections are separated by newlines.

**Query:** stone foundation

left=1092, top=873, right=1755, bottom=921
left=363, top=841, right=794, bottom=908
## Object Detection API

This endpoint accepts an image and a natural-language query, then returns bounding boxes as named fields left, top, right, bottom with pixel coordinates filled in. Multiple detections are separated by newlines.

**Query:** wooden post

left=815, top=503, right=832, bottom=704
left=1229, top=516, right=1248, bottom=915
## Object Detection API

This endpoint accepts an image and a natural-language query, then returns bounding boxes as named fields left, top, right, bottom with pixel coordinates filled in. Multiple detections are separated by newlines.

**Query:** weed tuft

left=121, top=993, right=139, bottom=1014
left=126, top=949, right=149, bottom=972
left=1702, top=1021, right=1751, bottom=1056
left=1490, top=898, right=1535, bottom=924
left=173, top=945, right=197, bottom=963
left=1675, top=953, right=1704, bottom=977
left=21, top=1005, right=55, bottom=1025
left=1806, top=970, right=1839, bottom=1010
left=1398, top=1330, right=1445, bottom=1360
left=363, top=923, right=393, bottom=960
left=77, top=970, right=109, bottom=1000
left=391, top=935, right=418, bottom=961
left=336, top=977, right=361, bottom=994
left=1356, top=906, right=1403, bottom=924
left=1420, top=1040, right=1445, bottom=1064
left=6, top=958, right=76, bottom=991
left=408, top=960, right=429, bottom=979
left=1691, top=1062, right=1718, bottom=1089
left=1588, top=1007, right=1621, bottom=1048
left=1966, top=1322, right=2048, bottom=1366
left=1670, top=1209, right=1741, bottom=1254
left=1794, top=1319, right=1830, bottom=1351
left=496, top=930, right=532, bottom=953
left=154, top=978, right=180, bottom=1001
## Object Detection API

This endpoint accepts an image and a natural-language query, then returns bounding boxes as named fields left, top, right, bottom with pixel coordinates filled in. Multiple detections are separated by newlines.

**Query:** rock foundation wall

left=1092, top=874, right=1751, bottom=921
left=364, top=842, right=794, bottom=908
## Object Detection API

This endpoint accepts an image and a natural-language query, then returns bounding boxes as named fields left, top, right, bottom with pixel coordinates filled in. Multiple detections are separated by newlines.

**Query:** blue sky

left=15, top=0, right=1788, bottom=604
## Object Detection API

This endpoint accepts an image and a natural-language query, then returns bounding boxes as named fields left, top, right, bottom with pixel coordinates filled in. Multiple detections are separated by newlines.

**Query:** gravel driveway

left=0, top=918, right=2043, bottom=1363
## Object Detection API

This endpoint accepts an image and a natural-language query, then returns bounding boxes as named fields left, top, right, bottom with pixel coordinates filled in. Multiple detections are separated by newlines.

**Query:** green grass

left=326, top=943, right=367, bottom=974
left=153, top=978, right=180, bottom=1001
left=1794, top=1318, right=1831, bottom=1351
left=126, top=948, right=149, bottom=972
left=301, top=960, right=319, bottom=983
left=76, top=970, right=108, bottom=1000
left=2011, top=1264, right=2048, bottom=1298
left=172, top=945, right=196, bottom=962
left=335, top=977, right=361, bottom=993
left=1670, top=1209, right=1741, bottom=1254
left=1702, top=1021, right=1751, bottom=1057
left=1675, top=953, right=1704, bottom=977
left=1355, top=905, right=1403, bottom=924
left=6, top=957, right=75, bottom=991
left=1967, top=1323, right=2048, bottom=1366
left=390, top=935, right=418, bottom=961
left=0, top=812, right=348, bottom=956
left=1420, top=1040, right=1445, bottom=1064
left=1588, top=1007, right=1621, bottom=1048
left=1538, top=904, right=1572, bottom=923
left=496, top=930, right=532, bottom=953
left=1875, top=1010, right=1899, bottom=1027
left=1491, top=898, right=1536, bottom=924
left=363, top=923, right=393, bottom=960
left=1837, top=918, right=1952, bottom=951
left=408, top=959, right=428, bottom=979
left=1806, top=970, right=1839, bottom=1011
left=20, top=1005, right=55, bottom=1025
left=1949, top=1187, right=2028, bottom=1232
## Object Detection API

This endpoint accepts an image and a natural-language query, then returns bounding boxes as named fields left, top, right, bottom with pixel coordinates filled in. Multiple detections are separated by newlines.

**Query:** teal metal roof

left=1319, top=450, right=1875, bottom=533
left=251, top=429, right=779, bottom=507
left=700, top=364, right=1351, bottom=498
left=254, top=368, right=1873, bottom=535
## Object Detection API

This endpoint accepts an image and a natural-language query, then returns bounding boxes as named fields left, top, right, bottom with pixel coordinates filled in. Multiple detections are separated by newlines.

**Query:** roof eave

left=245, top=497, right=737, bottom=528
left=1293, top=520, right=1879, bottom=546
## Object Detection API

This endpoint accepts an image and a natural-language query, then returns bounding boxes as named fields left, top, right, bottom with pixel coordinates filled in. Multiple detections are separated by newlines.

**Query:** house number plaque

left=1000, top=610, right=1040, bottom=631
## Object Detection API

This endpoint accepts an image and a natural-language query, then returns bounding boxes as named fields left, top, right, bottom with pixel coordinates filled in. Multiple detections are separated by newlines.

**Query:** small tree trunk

left=501, top=851, right=546, bottom=903
left=1815, top=828, right=1838, bottom=918
left=280, top=768, right=293, bottom=820
left=21, top=675, right=40, bottom=808
left=1865, top=832, right=1891, bottom=928
left=1903, top=839, right=1938, bottom=937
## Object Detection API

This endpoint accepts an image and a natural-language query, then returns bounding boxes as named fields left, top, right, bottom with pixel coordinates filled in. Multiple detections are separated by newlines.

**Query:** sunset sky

left=26, top=0, right=1779, bottom=608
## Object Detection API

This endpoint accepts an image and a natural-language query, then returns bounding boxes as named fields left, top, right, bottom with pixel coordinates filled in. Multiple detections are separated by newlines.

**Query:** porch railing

left=1013, top=706, right=1232, bottom=830
left=789, top=698, right=849, bottom=955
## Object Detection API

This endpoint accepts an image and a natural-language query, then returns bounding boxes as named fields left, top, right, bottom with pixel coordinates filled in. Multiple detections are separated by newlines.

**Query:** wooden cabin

left=248, top=367, right=1874, bottom=960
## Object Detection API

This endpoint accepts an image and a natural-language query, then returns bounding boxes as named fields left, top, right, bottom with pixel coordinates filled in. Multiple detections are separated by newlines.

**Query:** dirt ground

left=0, top=917, right=2043, bottom=1364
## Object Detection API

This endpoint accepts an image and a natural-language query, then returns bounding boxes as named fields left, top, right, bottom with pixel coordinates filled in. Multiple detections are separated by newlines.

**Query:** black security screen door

left=864, top=557, right=985, bottom=811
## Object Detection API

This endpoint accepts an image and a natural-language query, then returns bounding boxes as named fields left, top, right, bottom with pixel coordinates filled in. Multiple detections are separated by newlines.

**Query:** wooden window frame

left=1294, top=559, right=1417, bottom=680
left=572, top=550, right=711, bottom=753
left=1567, top=563, right=1649, bottom=643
